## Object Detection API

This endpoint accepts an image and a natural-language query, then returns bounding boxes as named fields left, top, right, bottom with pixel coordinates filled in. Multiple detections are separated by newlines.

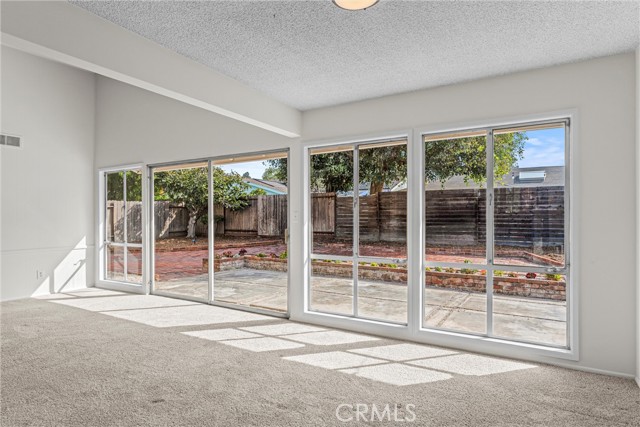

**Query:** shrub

left=526, top=272, right=537, bottom=279
left=425, top=267, right=432, bottom=272
left=494, top=270, right=504, bottom=277
left=387, top=263, right=398, bottom=269
left=238, top=249, right=247, bottom=256
left=269, top=253, right=278, bottom=258
left=369, top=262, right=379, bottom=267
left=434, top=266, right=443, bottom=272
left=445, top=267, right=455, bottom=273
left=256, top=252, right=267, bottom=258
left=222, top=251, right=233, bottom=258
left=480, top=270, right=487, bottom=276
left=214, top=253, right=222, bottom=260
left=508, top=272, right=518, bottom=278
left=545, top=273, right=562, bottom=281
left=279, top=251, right=287, bottom=259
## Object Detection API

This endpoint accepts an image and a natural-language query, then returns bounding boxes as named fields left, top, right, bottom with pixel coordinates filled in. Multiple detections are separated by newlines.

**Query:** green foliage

left=425, top=133, right=526, bottom=187
left=106, top=171, right=143, bottom=201
left=545, top=273, right=562, bottom=281
left=309, top=151, right=354, bottom=193
left=256, top=252, right=267, bottom=258
left=278, top=251, right=288, bottom=260
left=266, top=133, right=525, bottom=193
left=494, top=270, right=505, bottom=277
left=262, top=164, right=284, bottom=181
left=369, top=262, right=379, bottom=267
left=434, top=266, right=443, bottom=272
left=155, top=167, right=254, bottom=213
left=460, top=259, right=478, bottom=274
left=153, top=166, right=256, bottom=238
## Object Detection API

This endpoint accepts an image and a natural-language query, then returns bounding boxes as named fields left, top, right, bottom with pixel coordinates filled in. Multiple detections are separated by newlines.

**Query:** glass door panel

left=308, top=140, right=408, bottom=324
left=211, top=152, right=289, bottom=313
left=310, top=145, right=354, bottom=257
left=357, top=140, right=408, bottom=324
left=152, top=162, right=209, bottom=301
left=423, top=131, right=487, bottom=334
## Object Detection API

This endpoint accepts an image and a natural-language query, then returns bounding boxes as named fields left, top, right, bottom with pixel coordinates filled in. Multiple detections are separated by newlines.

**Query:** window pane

left=310, top=146, right=354, bottom=256
left=493, top=125, right=565, bottom=267
left=212, top=154, right=288, bottom=313
left=358, top=140, right=407, bottom=259
left=424, top=268, right=486, bottom=334
left=126, top=247, right=143, bottom=284
left=309, top=258, right=353, bottom=316
left=492, top=270, right=567, bottom=347
left=425, top=132, right=487, bottom=263
left=105, top=172, right=124, bottom=243
left=152, top=163, right=209, bottom=300
left=106, top=244, right=124, bottom=281
left=357, top=261, right=407, bottom=323
left=126, top=170, right=143, bottom=244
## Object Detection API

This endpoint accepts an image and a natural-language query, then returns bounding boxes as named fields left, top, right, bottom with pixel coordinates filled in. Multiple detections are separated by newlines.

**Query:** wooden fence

left=107, top=186, right=564, bottom=249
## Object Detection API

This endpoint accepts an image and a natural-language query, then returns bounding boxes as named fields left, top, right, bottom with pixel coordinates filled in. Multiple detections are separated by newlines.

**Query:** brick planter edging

left=201, top=257, right=565, bottom=301
left=426, top=271, right=565, bottom=301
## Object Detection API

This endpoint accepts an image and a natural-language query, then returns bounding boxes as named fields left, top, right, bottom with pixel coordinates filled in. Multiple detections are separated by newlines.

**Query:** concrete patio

left=154, top=268, right=566, bottom=347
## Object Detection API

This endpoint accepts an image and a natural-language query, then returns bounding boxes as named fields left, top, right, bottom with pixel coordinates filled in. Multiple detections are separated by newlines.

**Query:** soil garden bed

left=153, top=237, right=283, bottom=252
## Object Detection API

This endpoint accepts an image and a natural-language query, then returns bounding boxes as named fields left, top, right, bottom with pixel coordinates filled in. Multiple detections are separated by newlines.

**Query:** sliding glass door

left=151, top=162, right=209, bottom=301
left=308, top=139, right=408, bottom=324
left=422, top=120, right=569, bottom=348
left=211, top=152, right=289, bottom=313
left=149, top=151, right=289, bottom=315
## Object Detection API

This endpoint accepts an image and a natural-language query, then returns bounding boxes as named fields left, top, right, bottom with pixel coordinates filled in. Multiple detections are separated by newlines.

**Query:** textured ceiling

left=70, top=1, right=639, bottom=111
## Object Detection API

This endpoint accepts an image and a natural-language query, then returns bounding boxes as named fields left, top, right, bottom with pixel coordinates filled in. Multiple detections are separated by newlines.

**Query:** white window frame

left=297, top=110, right=578, bottom=364
left=96, top=164, right=148, bottom=294
left=146, top=148, right=292, bottom=318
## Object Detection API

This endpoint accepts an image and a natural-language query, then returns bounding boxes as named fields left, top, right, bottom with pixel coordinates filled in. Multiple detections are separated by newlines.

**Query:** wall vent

left=0, top=134, right=21, bottom=148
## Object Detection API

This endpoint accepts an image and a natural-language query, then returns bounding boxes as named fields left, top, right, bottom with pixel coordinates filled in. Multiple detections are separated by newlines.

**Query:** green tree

left=425, top=133, right=526, bottom=187
left=265, top=133, right=526, bottom=193
left=262, top=165, right=282, bottom=181
left=155, top=167, right=256, bottom=238
left=106, top=171, right=143, bottom=201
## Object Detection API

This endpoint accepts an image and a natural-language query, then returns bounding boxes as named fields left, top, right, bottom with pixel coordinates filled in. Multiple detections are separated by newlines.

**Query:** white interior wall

left=300, top=53, right=637, bottom=377
left=95, top=77, right=293, bottom=168
left=636, top=46, right=639, bottom=386
left=0, top=47, right=96, bottom=301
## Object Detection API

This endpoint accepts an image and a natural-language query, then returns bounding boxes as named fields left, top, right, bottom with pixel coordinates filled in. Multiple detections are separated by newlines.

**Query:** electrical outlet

left=36, top=270, right=44, bottom=279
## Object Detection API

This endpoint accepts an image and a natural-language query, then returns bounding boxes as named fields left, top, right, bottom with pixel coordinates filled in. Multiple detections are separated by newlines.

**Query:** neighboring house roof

left=403, top=166, right=564, bottom=191
left=242, top=177, right=287, bottom=195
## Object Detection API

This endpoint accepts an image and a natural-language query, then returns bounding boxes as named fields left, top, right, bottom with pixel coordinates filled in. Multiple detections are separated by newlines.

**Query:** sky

left=216, top=127, right=565, bottom=179
left=219, top=161, right=268, bottom=179
left=517, top=127, right=565, bottom=168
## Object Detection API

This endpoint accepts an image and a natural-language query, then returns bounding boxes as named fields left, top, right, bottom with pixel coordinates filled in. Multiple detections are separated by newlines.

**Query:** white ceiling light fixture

left=332, top=0, right=379, bottom=11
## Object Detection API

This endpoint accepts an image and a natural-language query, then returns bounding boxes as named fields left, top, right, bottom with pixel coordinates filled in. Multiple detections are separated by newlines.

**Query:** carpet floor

left=1, top=289, right=638, bottom=426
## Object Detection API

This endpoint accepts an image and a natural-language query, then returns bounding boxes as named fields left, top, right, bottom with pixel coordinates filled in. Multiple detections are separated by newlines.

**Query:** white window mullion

left=352, top=147, right=360, bottom=317
left=486, top=129, right=495, bottom=337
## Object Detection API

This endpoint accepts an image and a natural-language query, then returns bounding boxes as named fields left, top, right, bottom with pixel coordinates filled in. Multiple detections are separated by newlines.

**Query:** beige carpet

left=1, top=290, right=638, bottom=426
